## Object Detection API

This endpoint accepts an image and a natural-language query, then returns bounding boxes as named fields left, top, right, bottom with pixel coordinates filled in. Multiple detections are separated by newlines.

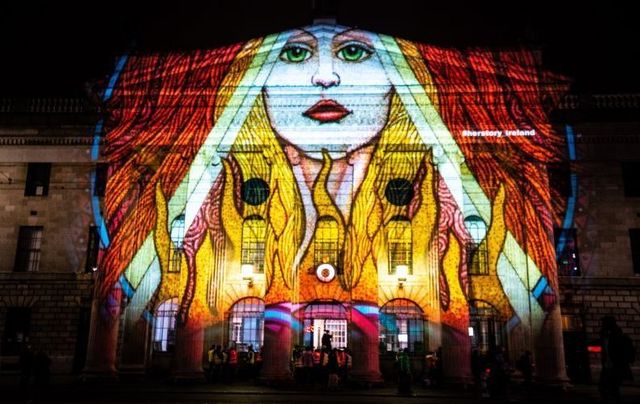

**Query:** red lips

left=303, top=99, right=351, bottom=123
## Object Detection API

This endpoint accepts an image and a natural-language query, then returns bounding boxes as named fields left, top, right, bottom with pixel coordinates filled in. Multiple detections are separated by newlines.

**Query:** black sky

left=1, top=1, right=638, bottom=96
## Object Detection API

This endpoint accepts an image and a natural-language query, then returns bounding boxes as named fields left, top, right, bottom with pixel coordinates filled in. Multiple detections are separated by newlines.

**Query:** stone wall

left=0, top=273, right=94, bottom=373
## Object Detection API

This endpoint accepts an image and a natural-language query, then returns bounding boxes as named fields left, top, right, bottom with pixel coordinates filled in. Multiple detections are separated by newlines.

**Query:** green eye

left=337, top=43, right=372, bottom=62
left=280, top=45, right=311, bottom=63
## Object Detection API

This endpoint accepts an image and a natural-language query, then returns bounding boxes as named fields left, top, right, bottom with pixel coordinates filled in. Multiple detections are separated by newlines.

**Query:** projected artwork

left=88, top=24, right=569, bottom=380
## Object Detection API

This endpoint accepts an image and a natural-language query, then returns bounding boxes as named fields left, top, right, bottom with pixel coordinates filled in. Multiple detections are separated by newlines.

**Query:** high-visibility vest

left=229, top=349, right=238, bottom=365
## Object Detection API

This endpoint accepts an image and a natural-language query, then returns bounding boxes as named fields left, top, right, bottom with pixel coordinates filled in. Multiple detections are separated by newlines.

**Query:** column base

left=350, top=369, right=384, bottom=386
left=172, top=369, right=206, bottom=383
left=258, top=369, right=294, bottom=386
left=80, top=366, right=119, bottom=383
left=118, top=365, right=147, bottom=382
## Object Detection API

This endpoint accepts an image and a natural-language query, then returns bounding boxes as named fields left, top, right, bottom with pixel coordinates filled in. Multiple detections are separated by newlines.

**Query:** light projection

left=87, top=23, right=569, bottom=382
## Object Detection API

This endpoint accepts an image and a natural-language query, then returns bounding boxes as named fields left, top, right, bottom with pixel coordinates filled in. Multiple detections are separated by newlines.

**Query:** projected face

left=264, top=28, right=392, bottom=160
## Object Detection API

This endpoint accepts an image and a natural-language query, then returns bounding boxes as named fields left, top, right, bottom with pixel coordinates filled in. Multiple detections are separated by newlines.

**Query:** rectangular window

left=467, top=241, right=489, bottom=275
left=24, top=163, right=51, bottom=196
left=622, top=162, right=640, bottom=197
left=629, top=229, right=640, bottom=275
left=1, top=308, right=31, bottom=355
left=555, top=228, right=581, bottom=276
left=14, top=226, right=43, bottom=272
left=85, top=225, right=99, bottom=273
left=387, top=219, right=412, bottom=275
left=94, top=163, right=108, bottom=197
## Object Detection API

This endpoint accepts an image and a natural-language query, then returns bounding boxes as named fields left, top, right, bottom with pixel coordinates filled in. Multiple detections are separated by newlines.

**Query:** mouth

left=303, top=99, right=351, bottom=123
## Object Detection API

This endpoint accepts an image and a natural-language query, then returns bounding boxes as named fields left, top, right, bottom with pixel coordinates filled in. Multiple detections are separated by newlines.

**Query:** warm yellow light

left=241, top=264, right=254, bottom=279
left=396, top=265, right=409, bottom=280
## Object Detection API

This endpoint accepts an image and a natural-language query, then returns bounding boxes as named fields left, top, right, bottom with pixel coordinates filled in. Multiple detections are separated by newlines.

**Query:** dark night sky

left=1, top=1, right=638, bottom=96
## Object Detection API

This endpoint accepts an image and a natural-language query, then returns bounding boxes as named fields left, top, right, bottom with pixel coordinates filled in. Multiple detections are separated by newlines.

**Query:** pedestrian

left=33, top=348, right=51, bottom=401
left=516, top=350, right=534, bottom=389
left=227, top=344, right=238, bottom=383
left=19, top=343, right=34, bottom=389
left=397, top=348, right=413, bottom=396
left=246, top=344, right=256, bottom=379
left=207, top=344, right=216, bottom=382
left=327, top=348, right=340, bottom=391
left=487, top=345, right=509, bottom=399
left=322, top=329, right=333, bottom=350
left=302, top=346, right=314, bottom=385
left=599, top=316, right=636, bottom=403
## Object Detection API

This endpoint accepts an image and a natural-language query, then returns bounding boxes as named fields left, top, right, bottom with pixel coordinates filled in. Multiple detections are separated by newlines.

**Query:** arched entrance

left=302, top=302, right=348, bottom=349
left=469, top=300, right=505, bottom=354
left=227, top=297, right=264, bottom=351
left=379, top=299, right=426, bottom=353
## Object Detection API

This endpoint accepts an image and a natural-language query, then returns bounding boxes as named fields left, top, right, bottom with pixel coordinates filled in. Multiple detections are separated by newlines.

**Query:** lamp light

left=396, top=265, right=409, bottom=288
left=241, top=264, right=254, bottom=288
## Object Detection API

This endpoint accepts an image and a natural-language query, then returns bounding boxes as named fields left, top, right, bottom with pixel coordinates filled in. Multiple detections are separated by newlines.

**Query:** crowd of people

left=206, top=343, right=261, bottom=383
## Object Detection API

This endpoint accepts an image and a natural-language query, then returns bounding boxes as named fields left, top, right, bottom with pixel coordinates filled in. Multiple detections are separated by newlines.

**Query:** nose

left=311, top=49, right=340, bottom=88
left=311, top=70, right=340, bottom=88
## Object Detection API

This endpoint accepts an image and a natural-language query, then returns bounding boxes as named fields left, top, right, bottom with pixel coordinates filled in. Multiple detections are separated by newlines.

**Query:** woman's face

left=264, top=27, right=392, bottom=160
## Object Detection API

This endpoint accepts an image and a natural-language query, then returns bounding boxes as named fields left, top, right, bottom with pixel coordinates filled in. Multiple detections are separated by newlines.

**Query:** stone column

left=118, top=309, right=150, bottom=377
left=535, top=302, right=570, bottom=384
left=82, top=283, right=122, bottom=379
left=441, top=324, right=472, bottom=385
left=173, top=317, right=205, bottom=380
left=260, top=302, right=293, bottom=383
left=349, top=302, right=383, bottom=384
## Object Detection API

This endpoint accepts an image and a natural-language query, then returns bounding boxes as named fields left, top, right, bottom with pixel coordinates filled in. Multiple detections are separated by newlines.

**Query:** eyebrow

left=333, top=29, right=374, bottom=48
left=286, top=30, right=316, bottom=45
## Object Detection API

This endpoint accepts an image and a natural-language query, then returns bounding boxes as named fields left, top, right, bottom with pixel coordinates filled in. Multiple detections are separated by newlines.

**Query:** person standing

left=322, top=330, right=333, bottom=350
left=599, top=316, right=636, bottom=403
left=397, top=348, right=413, bottom=396
left=516, top=350, right=534, bottom=389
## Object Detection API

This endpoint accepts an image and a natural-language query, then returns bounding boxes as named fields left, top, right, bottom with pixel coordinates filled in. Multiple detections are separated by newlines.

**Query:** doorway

left=302, top=302, right=348, bottom=349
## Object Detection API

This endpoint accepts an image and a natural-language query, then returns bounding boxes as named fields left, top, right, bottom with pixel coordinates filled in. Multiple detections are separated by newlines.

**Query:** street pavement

left=1, top=374, right=640, bottom=403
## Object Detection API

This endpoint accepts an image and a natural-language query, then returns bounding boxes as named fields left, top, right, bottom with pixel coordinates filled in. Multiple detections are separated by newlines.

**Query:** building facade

left=1, top=24, right=638, bottom=384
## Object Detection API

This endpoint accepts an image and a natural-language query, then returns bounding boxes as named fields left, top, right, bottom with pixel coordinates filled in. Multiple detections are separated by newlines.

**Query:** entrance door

left=312, top=319, right=347, bottom=349
left=302, top=302, right=348, bottom=349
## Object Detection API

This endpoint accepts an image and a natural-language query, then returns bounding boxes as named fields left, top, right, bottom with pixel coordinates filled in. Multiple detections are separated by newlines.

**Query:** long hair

left=100, top=33, right=568, bottom=317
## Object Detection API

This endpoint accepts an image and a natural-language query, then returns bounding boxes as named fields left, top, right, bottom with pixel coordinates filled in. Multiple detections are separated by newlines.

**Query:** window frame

left=14, top=226, right=44, bottom=272
left=24, top=163, right=51, bottom=196
left=241, top=215, right=266, bottom=273
left=387, top=216, right=412, bottom=275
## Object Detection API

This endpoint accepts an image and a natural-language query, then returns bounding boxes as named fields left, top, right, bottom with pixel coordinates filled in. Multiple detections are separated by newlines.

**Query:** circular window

left=385, top=178, right=414, bottom=206
left=241, top=178, right=269, bottom=206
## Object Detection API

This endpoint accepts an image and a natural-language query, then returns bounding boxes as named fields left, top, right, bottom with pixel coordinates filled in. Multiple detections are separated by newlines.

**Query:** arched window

left=303, top=301, right=348, bottom=349
left=379, top=299, right=425, bottom=353
left=387, top=217, right=412, bottom=274
left=314, top=216, right=340, bottom=269
left=153, top=298, right=178, bottom=352
left=469, top=300, right=504, bottom=354
left=464, top=215, right=488, bottom=275
left=169, top=214, right=185, bottom=273
left=242, top=215, right=266, bottom=273
left=228, top=297, right=264, bottom=351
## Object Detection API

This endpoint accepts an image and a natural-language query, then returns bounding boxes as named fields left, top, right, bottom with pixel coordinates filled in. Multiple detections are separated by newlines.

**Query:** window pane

left=379, top=299, right=424, bottom=353
left=387, top=218, right=412, bottom=274
left=14, top=226, right=43, bottom=272
left=242, top=216, right=266, bottom=273
left=314, top=217, right=340, bottom=270
left=152, top=298, right=178, bottom=352
left=228, top=297, right=264, bottom=351
left=24, top=163, right=51, bottom=196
